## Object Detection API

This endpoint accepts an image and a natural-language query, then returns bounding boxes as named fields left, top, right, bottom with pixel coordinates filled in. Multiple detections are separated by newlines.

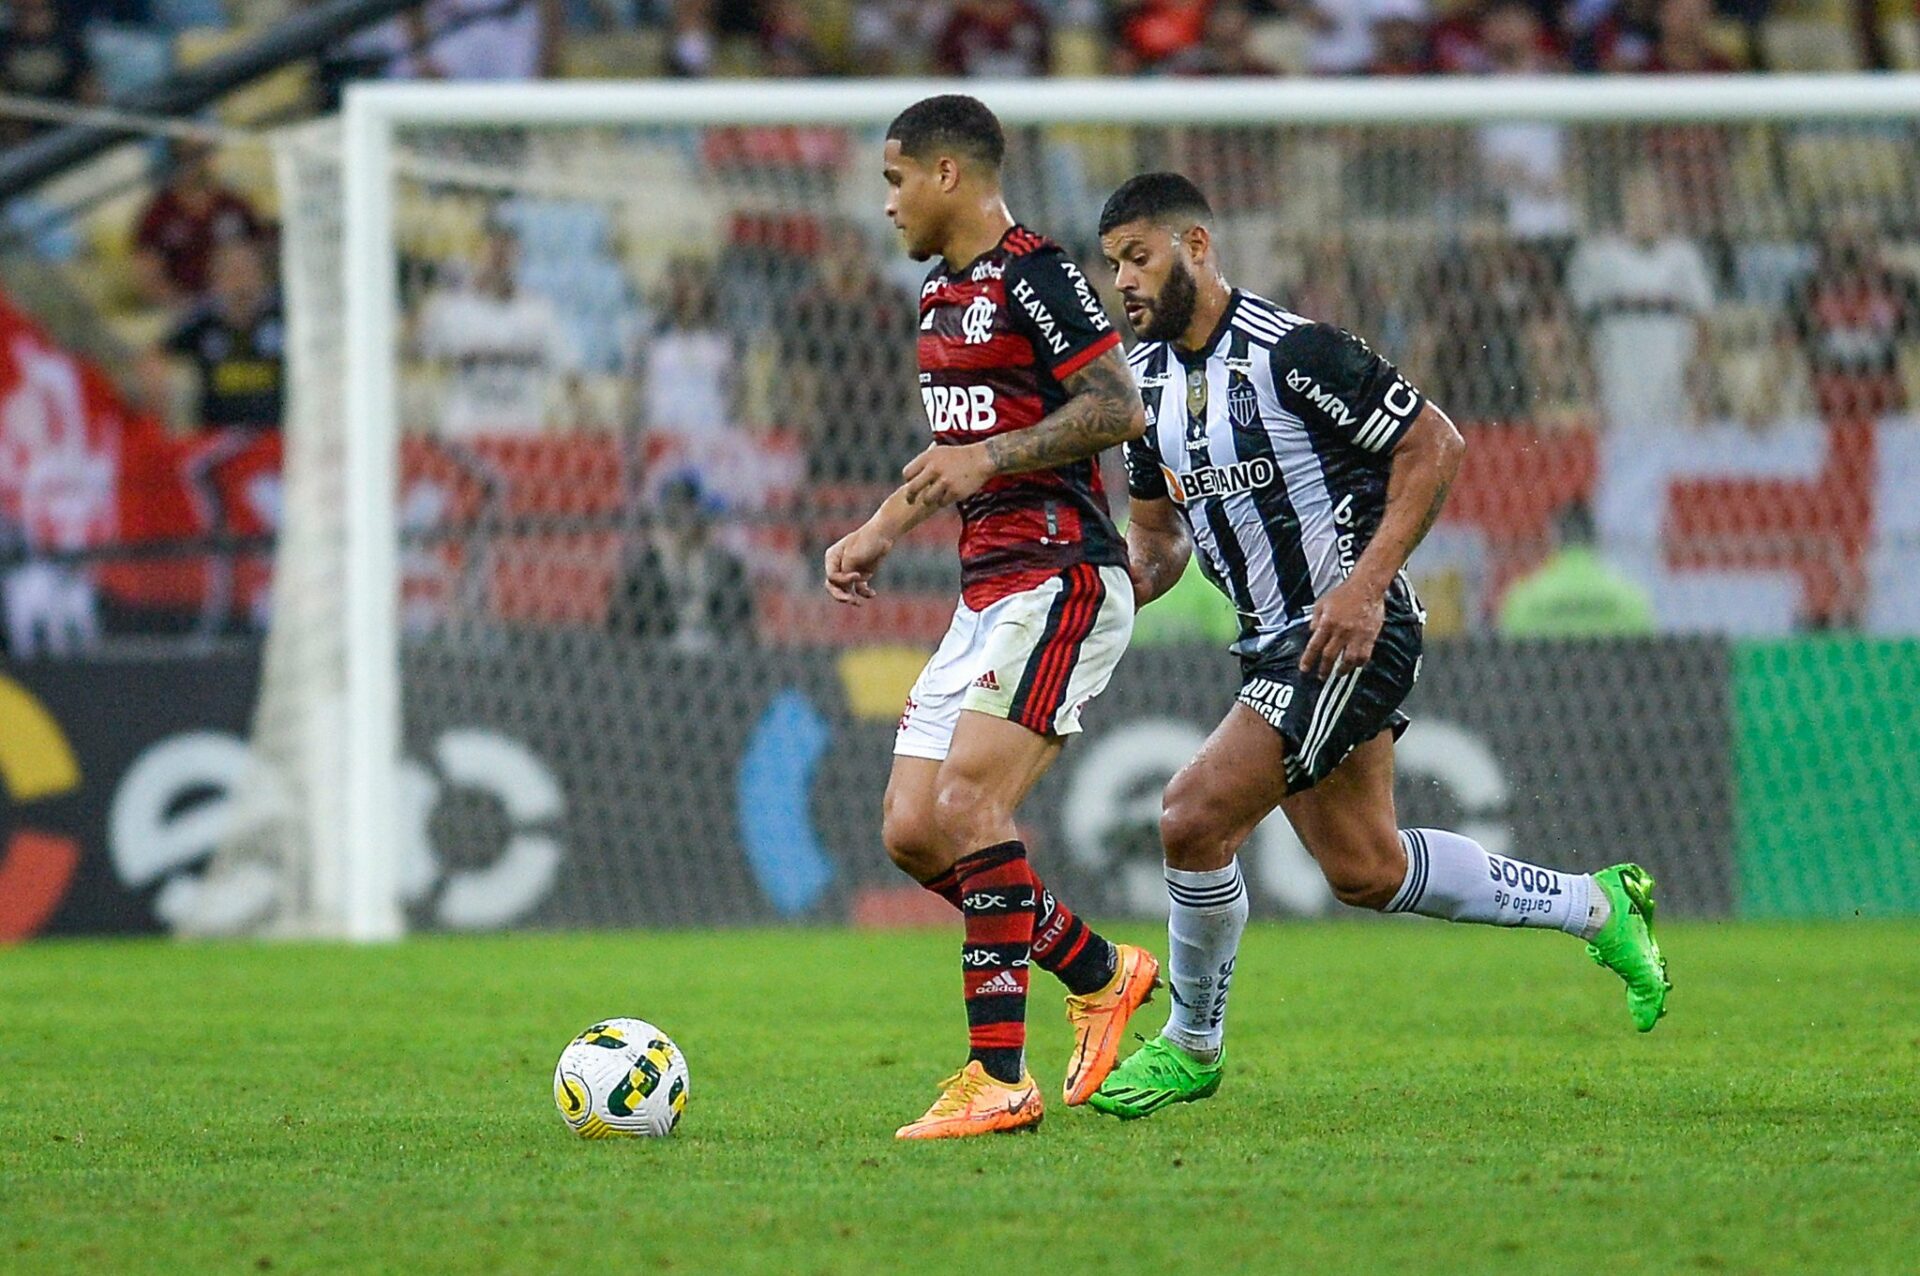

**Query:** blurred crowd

left=310, top=0, right=1907, bottom=85
left=6, top=0, right=1912, bottom=137
left=4, top=0, right=1920, bottom=654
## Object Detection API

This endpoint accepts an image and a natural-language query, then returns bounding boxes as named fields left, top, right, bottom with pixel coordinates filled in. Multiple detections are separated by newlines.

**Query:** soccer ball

left=552, top=1018, right=690, bottom=1138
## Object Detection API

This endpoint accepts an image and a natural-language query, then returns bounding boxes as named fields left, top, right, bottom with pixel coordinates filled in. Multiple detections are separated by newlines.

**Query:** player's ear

left=1183, top=223, right=1211, bottom=267
left=936, top=155, right=962, bottom=193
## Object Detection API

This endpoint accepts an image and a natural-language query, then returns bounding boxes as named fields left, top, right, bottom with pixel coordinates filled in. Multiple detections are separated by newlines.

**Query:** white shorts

left=895, top=563, right=1135, bottom=761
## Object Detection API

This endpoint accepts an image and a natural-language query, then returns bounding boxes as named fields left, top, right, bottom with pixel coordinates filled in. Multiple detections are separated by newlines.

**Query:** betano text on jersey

left=1123, top=289, right=1426, bottom=654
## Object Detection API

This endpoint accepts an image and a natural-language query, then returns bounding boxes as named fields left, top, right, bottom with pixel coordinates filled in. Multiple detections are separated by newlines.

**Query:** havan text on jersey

left=915, top=223, right=1127, bottom=609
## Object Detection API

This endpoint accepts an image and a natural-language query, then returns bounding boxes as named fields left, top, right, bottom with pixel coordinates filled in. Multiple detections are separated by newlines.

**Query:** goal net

left=220, top=79, right=1920, bottom=938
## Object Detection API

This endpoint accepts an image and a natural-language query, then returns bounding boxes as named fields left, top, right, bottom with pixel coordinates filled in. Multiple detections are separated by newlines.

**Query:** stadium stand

left=1, top=0, right=1918, bottom=650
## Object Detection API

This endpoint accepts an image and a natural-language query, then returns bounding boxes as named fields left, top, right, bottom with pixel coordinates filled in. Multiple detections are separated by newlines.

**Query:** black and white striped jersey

left=1123, top=289, right=1427, bottom=655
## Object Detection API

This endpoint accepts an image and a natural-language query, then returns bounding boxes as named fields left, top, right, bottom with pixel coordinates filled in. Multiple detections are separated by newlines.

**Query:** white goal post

left=266, top=74, right=1920, bottom=940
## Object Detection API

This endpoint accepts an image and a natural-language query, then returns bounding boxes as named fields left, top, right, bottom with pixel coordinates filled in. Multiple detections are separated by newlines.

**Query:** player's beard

left=1138, top=257, right=1198, bottom=342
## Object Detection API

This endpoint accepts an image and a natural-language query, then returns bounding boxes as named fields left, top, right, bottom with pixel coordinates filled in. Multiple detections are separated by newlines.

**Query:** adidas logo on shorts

left=972, top=670, right=1002, bottom=691
left=975, top=970, right=1023, bottom=995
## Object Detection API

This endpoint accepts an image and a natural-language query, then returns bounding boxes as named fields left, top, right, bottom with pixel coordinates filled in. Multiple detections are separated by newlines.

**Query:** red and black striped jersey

left=917, top=223, right=1128, bottom=610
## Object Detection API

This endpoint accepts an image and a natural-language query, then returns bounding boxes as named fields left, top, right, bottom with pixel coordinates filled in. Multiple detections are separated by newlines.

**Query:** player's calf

left=1376, top=828, right=1605, bottom=935
left=1315, top=846, right=1405, bottom=912
left=1358, top=827, right=1672, bottom=1032
left=1148, top=788, right=1253, bottom=1075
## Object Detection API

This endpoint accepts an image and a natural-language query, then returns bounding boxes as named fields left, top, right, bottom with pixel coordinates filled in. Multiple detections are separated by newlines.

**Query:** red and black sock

left=924, top=863, right=1116, bottom=997
left=954, top=840, right=1038, bottom=1084
left=917, top=864, right=963, bottom=909
left=1030, top=884, right=1119, bottom=997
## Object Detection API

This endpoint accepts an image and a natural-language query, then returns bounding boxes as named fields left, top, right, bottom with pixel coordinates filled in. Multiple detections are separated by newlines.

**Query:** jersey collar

left=942, top=222, right=1022, bottom=278
left=1173, top=288, right=1242, bottom=367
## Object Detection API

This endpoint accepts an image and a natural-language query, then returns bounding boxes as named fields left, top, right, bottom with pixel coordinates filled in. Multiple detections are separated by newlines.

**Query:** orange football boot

left=895, top=1061, right=1043, bottom=1140
left=1061, top=943, right=1161, bottom=1105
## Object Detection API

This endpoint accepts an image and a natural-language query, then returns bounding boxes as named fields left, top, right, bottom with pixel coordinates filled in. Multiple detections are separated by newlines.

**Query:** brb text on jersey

left=918, top=224, right=1128, bottom=610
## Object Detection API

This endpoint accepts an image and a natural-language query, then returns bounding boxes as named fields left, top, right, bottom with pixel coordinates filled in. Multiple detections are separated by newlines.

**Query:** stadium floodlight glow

left=251, top=74, right=1920, bottom=941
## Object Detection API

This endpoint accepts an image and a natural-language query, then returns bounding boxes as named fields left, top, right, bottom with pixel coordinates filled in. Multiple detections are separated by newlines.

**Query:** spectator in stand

left=1110, top=0, right=1210, bottom=73
left=403, top=0, right=562, bottom=79
left=1639, top=0, right=1737, bottom=70
left=641, top=257, right=733, bottom=437
left=1299, top=0, right=1431, bottom=75
left=665, top=0, right=717, bottom=75
left=1166, top=0, right=1277, bottom=75
left=1498, top=502, right=1655, bottom=637
left=1566, top=168, right=1715, bottom=433
left=1477, top=1, right=1565, bottom=76
left=1471, top=2, right=1573, bottom=242
left=851, top=0, right=939, bottom=75
left=1366, top=0, right=1435, bottom=74
left=415, top=226, right=577, bottom=436
left=156, top=238, right=286, bottom=433
left=759, top=0, right=826, bottom=75
left=0, top=0, right=98, bottom=147
left=611, top=473, right=754, bottom=651
left=935, top=0, right=1052, bottom=77
left=1577, top=0, right=1658, bottom=70
left=131, top=143, right=264, bottom=311
left=1281, top=232, right=1362, bottom=326
left=1588, top=0, right=1737, bottom=236
left=1785, top=223, right=1920, bottom=421
left=1415, top=239, right=1540, bottom=421
left=1432, top=0, right=1564, bottom=72
left=780, top=223, right=917, bottom=483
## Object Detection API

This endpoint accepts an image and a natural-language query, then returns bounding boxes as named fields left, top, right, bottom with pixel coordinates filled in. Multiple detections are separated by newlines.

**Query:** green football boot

left=1587, top=863, right=1671, bottom=1032
left=1086, top=1036, right=1223, bottom=1121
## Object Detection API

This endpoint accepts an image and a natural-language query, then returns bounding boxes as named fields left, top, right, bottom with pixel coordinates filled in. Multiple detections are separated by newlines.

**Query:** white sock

left=1162, top=860, right=1250, bottom=1063
left=1384, top=829, right=1608, bottom=939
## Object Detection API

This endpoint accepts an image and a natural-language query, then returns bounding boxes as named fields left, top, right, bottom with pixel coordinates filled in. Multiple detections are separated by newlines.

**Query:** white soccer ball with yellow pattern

left=553, top=1018, right=690, bottom=1138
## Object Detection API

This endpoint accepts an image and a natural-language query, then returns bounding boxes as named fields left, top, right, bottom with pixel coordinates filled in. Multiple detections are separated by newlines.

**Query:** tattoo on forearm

left=985, top=348, right=1142, bottom=476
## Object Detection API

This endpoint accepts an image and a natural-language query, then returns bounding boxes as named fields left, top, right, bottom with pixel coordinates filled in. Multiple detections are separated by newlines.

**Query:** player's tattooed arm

left=1300, top=402, right=1464, bottom=677
left=1125, top=495, right=1192, bottom=607
left=986, top=346, right=1147, bottom=476
left=900, top=345, right=1145, bottom=508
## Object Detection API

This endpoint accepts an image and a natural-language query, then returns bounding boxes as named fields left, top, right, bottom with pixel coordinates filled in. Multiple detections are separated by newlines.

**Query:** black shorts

left=1236, top=612, right=1423, bottom=794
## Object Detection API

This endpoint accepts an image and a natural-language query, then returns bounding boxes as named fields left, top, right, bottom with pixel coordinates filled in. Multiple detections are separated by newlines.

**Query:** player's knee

left=1159, top=788, right=1239, bottom=872
left=1318, top=837, right=1405, bottom=910
left=881, top=798, right=944, bottom=879
left=930, top=773, right=1011, bottom=853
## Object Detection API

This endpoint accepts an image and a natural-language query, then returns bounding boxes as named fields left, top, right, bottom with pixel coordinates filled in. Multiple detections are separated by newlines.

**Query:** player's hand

left=901, top=443, right=994, bottom=510
left=824, top=525, right=890, bottom=606
left=1300, top=577, right=1385, bottom=680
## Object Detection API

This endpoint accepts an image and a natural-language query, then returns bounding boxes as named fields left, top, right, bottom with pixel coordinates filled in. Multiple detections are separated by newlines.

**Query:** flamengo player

left=1085, top=174, right=1671, bottom=1121
left=824, top=96, right=1160, bottom=1140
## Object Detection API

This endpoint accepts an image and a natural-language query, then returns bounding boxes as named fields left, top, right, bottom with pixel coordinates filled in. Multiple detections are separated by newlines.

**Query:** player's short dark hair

left=1097, top=172, right=1214, bottom=237
left=886, top=94, right=1005, bottom=170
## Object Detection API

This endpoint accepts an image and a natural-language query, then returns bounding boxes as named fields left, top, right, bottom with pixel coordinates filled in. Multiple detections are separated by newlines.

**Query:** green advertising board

left=1736, top=638, right=1920, bottom=918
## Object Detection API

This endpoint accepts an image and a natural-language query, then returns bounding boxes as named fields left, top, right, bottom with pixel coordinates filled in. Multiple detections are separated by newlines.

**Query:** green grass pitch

left=5, top=921, right=1917, bottom=1274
